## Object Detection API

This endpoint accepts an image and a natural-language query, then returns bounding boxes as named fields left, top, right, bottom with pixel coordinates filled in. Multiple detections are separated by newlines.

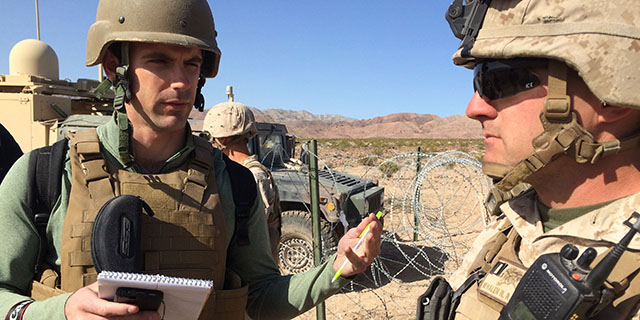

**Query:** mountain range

left=190, top=107, right=482, bottom=139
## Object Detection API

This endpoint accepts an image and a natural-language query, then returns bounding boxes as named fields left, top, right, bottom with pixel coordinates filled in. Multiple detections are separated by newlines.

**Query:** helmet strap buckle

left=194, top=76, right=206, bottom=112
left=112, top=43, right=131, bottom=112
left=543, top=60, right=571, bottom=121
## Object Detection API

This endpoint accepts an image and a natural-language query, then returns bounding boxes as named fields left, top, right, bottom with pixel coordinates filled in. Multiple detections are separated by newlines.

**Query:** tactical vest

left=34, top=129, right=248, bottom=319
left=243, top=158, right=282, bottom=261
left=453, top=221, right=640, bottom=319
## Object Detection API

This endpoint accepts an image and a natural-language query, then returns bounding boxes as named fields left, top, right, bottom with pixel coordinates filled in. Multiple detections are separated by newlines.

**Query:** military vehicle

left=247, top=121, right=385, bottom=274
left=0, top=39, right=113, bottom=152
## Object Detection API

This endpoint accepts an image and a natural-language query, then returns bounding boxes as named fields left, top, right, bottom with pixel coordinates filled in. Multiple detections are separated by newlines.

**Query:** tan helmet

left=204, top=102, right=258, bottom=139
left=447, top=0, right=640, bottom=195
left=450, top=0, right=640, bottom=109
left=86, top=0, right=221, bottom=78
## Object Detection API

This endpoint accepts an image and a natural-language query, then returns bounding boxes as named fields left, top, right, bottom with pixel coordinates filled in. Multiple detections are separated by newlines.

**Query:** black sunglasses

left=473, top=59, right=546, bottom=101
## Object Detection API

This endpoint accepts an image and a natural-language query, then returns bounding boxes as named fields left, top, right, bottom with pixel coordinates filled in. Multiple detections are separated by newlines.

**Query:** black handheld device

left=114, top=287, right=164, bottom=311
left=499, top=211, right=640, bottom=320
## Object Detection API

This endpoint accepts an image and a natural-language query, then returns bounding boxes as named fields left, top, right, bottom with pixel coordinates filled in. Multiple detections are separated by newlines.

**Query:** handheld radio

left=499, top=211, right=640, bottom=320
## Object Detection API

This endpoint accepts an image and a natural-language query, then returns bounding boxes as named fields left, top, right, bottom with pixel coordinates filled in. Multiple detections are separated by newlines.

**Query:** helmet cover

left=452, top=0, right=640, bottom=109
left=204, top=102, right=258, bottom=139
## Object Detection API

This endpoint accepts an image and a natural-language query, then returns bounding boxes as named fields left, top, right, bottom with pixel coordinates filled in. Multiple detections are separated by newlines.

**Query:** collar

left=96, top=114, right=196, bottom=173
left=240, top=154, right=259, bottom=166
left=501, top=190, right=640, bottom=250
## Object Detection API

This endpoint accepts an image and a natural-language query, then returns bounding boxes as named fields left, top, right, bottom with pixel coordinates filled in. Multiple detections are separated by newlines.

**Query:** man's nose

left=466, top=91, right=497, bottom=121
left=169, top=66, right=194, bottom=91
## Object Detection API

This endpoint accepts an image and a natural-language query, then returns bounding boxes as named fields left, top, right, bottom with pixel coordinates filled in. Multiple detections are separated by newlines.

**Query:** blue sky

left=0, top=1, right=473, bottom=120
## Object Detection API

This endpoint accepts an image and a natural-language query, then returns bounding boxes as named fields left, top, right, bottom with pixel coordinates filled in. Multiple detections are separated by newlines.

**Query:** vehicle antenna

left=35, top=0, right=40, bottom=40
left=226, top=85, right=234, bottom=102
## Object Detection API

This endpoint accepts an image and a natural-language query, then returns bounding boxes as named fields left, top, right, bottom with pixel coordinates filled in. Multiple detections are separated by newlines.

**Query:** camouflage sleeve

left=248, top=166, right=274, bottom=216
left=0, top=153, right=69, bottom=320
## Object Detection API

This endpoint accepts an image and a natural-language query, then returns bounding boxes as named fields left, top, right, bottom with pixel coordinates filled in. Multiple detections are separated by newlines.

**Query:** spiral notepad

left=98, top=271, right=214, bottom=320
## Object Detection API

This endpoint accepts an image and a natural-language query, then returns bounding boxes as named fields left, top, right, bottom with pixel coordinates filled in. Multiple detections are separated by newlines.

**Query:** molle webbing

left=62, top=129, right=227, bottom=292
left=459, top=220, right=640, bottom=318
left=484, top=183, right=530, bottom=217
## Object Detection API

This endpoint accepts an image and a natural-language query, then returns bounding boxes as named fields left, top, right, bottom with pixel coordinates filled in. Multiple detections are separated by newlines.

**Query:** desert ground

left=286, top=139, right=489, bottom=319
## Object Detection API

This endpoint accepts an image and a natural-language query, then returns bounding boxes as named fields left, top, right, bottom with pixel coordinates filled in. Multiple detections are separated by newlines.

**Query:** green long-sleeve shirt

left=0, top=116, right=349, bottom=320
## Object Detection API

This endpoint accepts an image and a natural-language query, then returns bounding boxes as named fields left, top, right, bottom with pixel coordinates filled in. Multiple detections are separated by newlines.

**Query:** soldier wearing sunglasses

left=417, top=0, right=640, bottom=319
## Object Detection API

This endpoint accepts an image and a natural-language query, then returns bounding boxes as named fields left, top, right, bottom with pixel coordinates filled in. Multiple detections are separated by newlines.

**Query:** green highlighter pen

left=331, top=210, right=384, bottom=283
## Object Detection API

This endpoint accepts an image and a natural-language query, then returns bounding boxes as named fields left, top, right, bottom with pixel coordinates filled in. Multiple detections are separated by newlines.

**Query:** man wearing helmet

left=0, top=1, right=381, bottom=319
left=422, top=0, right=640, bottom=319
left=203, top=102, right=282, bottom=263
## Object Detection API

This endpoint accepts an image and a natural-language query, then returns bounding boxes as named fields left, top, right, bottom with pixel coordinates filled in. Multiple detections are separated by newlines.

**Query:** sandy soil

left=289, top=143, right=489, bottom=319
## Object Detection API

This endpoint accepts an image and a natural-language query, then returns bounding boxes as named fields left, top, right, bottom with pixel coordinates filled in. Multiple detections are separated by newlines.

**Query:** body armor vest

left=52, top=129, right=246, bottom=319
left=454, top=222, right=640, bottom=319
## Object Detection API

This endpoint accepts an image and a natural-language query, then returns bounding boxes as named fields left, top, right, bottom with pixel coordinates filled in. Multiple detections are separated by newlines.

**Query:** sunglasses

left=473, top=59, right=545, bottom=101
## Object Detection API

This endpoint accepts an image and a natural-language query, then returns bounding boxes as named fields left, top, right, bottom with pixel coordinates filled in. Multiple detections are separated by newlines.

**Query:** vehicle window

left=259, top=134, right=285, bottom=167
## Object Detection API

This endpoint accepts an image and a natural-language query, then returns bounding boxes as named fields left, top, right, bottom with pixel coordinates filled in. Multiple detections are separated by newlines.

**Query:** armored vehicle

left=247, top=122, right=385, bottom=274
left=0, top=39, right=113, bottom=152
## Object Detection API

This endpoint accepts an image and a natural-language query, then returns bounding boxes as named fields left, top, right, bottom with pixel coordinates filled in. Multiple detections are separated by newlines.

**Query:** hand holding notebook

left=97, top=271, right=214, bottom=320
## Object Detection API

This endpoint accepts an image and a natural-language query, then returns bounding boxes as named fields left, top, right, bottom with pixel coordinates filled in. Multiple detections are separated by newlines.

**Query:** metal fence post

left=414, top=146, right=422, bottom=241
left=308, top=140, right=326, bottom=320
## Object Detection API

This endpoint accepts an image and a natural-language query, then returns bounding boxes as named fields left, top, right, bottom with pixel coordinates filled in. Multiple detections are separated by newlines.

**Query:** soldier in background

left=419, top=0, right=640, bottom=319
left=0, top=123, right=22, bottom=183
left=204, top=102, right=282, bottom=263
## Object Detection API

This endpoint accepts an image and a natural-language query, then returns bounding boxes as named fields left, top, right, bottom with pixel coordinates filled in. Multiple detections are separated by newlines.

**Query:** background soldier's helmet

left=86, top=0, right=221, bottom=78
left=204, top=102, right=258, bottom=139
left=451, top=0, right=640, bottom=109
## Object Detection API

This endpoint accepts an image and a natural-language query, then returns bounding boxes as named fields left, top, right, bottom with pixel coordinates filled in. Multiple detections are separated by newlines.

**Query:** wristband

left=4, top=300, right=33, bottom=320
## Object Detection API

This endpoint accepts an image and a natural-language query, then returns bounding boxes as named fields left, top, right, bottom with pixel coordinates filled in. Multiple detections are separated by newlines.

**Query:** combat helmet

left=86, top=0, right=221, bottom=166
left=446, top=0, right=640, bottom=195
left=204, top=101, right=258, bottom=149
left=86, top=0, right=221, bottom=78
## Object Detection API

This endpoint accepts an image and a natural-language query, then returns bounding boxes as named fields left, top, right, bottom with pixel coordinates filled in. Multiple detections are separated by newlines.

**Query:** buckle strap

left=544, top=60, right=571, bottom=121
left=180, top=142, right=213, bottom=211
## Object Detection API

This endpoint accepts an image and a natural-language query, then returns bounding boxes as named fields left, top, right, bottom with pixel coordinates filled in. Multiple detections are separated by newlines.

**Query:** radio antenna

left=35, top=0, right=41, bottom=40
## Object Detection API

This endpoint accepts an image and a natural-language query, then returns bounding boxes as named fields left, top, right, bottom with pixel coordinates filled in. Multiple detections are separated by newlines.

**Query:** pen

left=331, top=210, right=383, bottom=283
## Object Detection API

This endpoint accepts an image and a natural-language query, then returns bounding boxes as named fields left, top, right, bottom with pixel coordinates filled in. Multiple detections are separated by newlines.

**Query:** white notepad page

left=97, top=271, right=214, bottom=320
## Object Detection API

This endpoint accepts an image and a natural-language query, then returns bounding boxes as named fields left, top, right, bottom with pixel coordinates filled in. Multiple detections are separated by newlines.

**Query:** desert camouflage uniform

left=242, top=154, right=281, bottom=261
left=448, top=189, right=640, bottom=319
left=243, top=155, right=278, bottom=220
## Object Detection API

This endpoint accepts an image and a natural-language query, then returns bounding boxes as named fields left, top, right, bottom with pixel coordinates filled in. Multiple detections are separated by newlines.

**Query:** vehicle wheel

left=278, top=210, right=338, bottom=275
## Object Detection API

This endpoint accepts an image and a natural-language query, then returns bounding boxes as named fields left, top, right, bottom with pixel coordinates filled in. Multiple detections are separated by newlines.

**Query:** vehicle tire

left=278, top=210, right=338, bottom=275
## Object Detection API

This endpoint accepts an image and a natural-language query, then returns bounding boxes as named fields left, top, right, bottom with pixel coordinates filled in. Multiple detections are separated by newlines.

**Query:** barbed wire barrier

left=261, top=145, right=492, bottom=319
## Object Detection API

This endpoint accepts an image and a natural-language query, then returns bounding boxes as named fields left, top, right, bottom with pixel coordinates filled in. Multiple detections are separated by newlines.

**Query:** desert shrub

left=379, top=161, right=400, bottom=177
left=358, top=156, right=379, bottom=166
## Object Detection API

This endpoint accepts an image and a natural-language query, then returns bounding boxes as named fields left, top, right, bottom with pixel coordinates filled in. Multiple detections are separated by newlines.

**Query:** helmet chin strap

left=91, top=43, right=134, bottom=167
left=484, top=60, right=640, bottom=214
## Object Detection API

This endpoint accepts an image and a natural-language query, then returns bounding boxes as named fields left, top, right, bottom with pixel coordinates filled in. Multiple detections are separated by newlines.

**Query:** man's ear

left=599, top=104, right=635, bottom=124
left=101, top=50, right=119, bottom=82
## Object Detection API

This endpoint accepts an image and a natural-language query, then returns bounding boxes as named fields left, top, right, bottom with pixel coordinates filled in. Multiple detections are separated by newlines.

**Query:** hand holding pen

left=331, top=211, right=383, bottom=282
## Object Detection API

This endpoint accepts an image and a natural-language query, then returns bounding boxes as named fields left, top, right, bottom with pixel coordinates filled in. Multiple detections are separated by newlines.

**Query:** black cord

left=160, top=300, right=166, bottom=320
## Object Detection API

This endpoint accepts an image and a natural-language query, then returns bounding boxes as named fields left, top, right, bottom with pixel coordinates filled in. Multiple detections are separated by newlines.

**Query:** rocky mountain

left=249, top=108, right=355, bottom=123
left=189, top=108, right=482, bottom=139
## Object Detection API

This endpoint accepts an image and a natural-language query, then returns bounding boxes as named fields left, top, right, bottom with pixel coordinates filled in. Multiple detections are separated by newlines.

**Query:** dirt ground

left=290, top=142, right=489, bottom=319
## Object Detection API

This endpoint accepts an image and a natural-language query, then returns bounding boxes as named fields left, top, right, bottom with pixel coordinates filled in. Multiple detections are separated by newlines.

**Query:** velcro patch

left=478, top=258, right=526, bottom=305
